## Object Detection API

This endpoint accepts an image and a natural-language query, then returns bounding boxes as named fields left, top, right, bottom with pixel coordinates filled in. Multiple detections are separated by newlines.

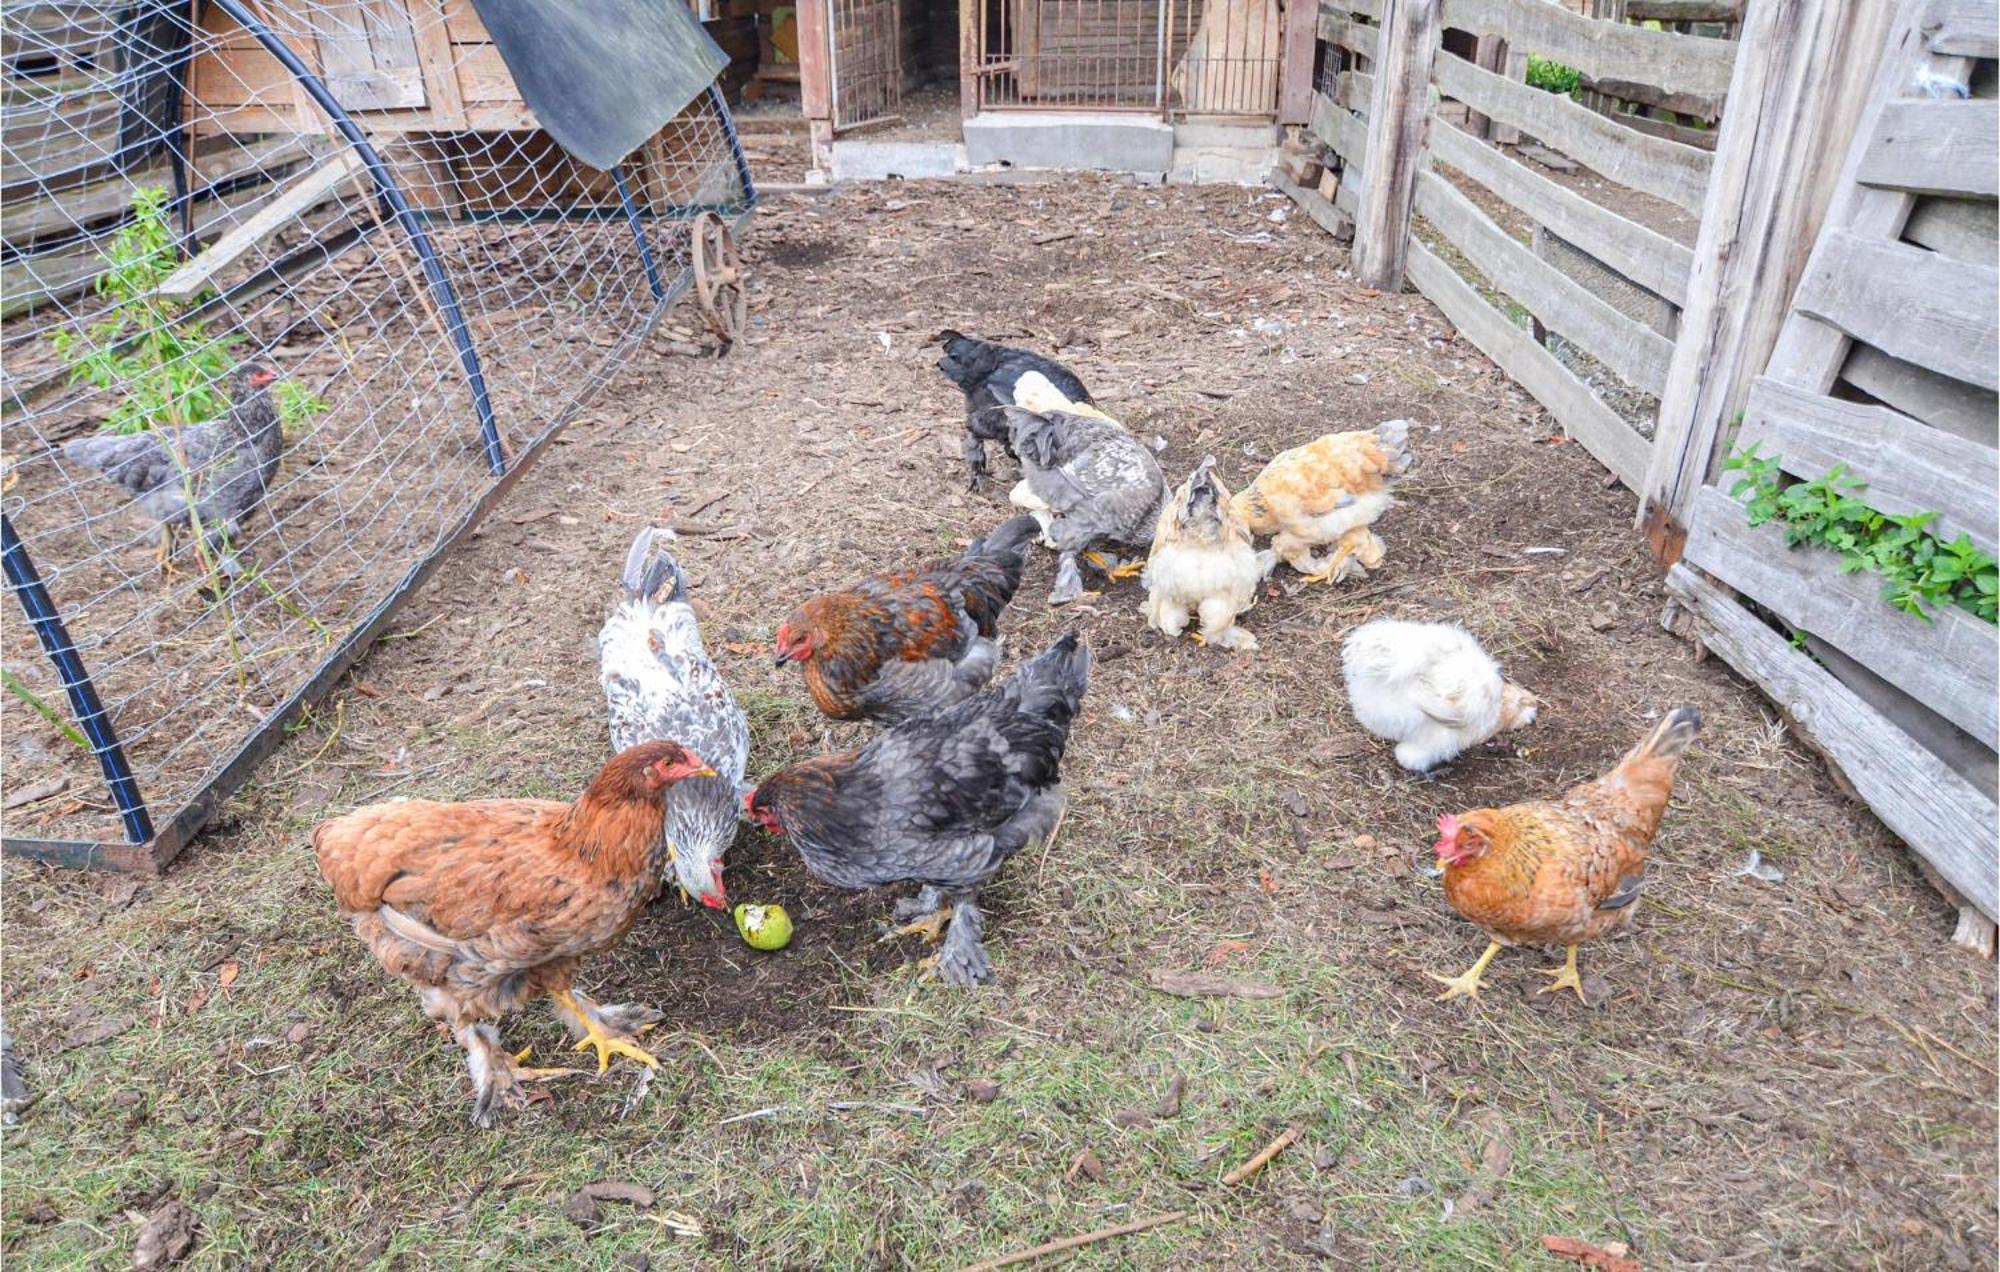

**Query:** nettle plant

left=1725, top=443, right=1998, bottom=625
left=52, top=187, right=237, bottom=435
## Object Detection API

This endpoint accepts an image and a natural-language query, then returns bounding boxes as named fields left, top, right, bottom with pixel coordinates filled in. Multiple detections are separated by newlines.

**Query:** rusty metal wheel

left=690, top=211, right=745, bottom=345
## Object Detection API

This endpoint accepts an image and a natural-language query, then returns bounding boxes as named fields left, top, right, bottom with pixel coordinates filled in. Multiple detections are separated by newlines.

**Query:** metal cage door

left=828, top=0, right=902, bottom=131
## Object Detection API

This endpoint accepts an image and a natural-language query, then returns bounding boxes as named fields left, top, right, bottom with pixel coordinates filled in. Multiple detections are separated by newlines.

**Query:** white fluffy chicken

left=1142, top=456, right=1268, bottom=651
left=599, top=528, right=750, bottom=908
left=1341, top=619, right=1540, bottom=772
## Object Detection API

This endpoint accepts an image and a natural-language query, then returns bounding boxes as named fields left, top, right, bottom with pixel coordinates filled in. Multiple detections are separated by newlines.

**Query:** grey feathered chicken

left=62, top=364, right=282, bottom=578
left=1001, top=405, right=1168, bottom=605
left=599, top=528, right=750, bottom=908
left=745, top=633, right=1090, bottom=987
left=933, top=330, right=1094, bottom=488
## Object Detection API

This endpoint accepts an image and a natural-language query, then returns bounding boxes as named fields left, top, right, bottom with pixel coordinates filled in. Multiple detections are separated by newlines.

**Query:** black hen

left=933, top=330, right=1093, bottom=488
left=63, top=365, right=283, bottom=578
left=747, top=632, right=1091, bottom=986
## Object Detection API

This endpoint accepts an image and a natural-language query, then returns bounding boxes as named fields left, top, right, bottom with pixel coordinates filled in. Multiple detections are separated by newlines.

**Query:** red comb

left=1436, top=813, right=1459, bottom=836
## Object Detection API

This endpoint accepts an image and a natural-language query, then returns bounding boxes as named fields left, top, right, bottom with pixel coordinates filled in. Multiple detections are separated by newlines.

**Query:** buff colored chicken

left=1231, top=420, right=1413, bottom=583
left=1431, top=707, right=1701, bottom=1003
left=1141, top=456, right=1269, bottom=651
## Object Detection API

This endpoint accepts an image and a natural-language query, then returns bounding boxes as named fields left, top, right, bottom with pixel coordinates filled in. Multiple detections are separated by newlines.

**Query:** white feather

left=1340, top=619, right=1536, bottom=771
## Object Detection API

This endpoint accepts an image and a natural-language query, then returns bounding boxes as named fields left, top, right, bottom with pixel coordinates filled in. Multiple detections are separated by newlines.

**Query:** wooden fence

left=1285, top=0, right=1999, bottom=945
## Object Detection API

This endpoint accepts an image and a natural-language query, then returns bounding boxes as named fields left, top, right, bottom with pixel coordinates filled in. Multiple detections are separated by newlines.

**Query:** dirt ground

left=3, top=176, right=1994, bottom=1269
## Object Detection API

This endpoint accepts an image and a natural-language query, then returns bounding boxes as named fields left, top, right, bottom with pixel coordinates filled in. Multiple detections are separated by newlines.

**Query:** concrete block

left=829, top=140, right=960, bottom=182
left=962, top=112, right=1175, bottom=174
left=1173, top=120, right=1280, bottom=150
left=1167, top=145, right=1277, bottom=186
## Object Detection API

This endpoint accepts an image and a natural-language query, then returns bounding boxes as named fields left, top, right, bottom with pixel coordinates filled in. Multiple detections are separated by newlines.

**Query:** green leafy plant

left=1725, top=443, right=1998, bottom=624
left=274, top=380, right=330, bottom=439
left=51, top=186, right=237, bottom=436
left=1526, top=55, right=1581, bottom=97
left=2, top=669, right=90, bottom=751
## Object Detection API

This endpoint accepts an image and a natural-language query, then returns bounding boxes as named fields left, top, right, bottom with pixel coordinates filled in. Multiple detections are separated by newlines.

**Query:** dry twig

left=957, top=1210, right=1186, bottom=1271
left=1222, top=1122, right=1303, bottom=1186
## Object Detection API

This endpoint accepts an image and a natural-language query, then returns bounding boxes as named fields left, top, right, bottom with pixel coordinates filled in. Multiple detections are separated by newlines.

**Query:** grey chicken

left=1001, top=405, right=1168, bottom=606
left=745, top=633, right=1090, bottom=987
left=62, top=364, right=283, bottom=578
left=932, top=329, right=1094, bottom=488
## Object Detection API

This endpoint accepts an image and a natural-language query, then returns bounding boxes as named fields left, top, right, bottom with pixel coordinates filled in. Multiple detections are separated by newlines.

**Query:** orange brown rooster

left=774, top=515, right=1040, bottom=724
left=1430, top=707, right=1701, bottom=1002
left=313, top=740, right=716, bottom=1126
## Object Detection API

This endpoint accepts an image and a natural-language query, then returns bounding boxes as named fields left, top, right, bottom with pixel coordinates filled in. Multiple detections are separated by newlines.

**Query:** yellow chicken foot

left=1081, top=550, right=1145, bottom=581
left=878, top=907, right=952, bottom=945
left=154, top=528, right=180, bottom=577
left=551, top=989, right=660, bottom=1072
left=1430, top=941, right=1504, bottom=1002
left=1538, top=945, right=1587, bottom=1002
left=510, top=1045, right=585, bottom=1079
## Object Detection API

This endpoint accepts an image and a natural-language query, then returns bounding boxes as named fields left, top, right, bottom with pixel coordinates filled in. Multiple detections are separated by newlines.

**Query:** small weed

left=1526, top=55, right=1582, bottom=97
left=1, top=669, right=88, bottom=751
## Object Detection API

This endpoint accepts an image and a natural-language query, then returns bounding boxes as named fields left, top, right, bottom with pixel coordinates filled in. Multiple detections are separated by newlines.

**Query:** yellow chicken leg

left=1430, top=941, right=1504, bottom=1002
left=552, top=989, right=659, bottom=1072
left=879, top=907, right=953, bottom=944
left=1081, top=550, right=1145, bottom=581
left=1538, top=945, right=1587, bottom=1002
left=155, top=526, right=180, bottom=577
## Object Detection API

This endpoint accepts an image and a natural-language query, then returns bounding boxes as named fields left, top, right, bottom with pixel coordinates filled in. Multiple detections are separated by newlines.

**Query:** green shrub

left=1725, top=443, right=1998, bottom=624
left=1525, top=54, right=1581, bottom=97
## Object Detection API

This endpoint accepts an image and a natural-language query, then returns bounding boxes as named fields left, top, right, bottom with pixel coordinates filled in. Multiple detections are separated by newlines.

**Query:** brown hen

left=774, top=515, right=1039, bottom=724
left=313, top=740, right=715, bottom=1125
left=1430, top=707, right=1700, bottom=1002
left=1231, top=420, right=1413, bottom=583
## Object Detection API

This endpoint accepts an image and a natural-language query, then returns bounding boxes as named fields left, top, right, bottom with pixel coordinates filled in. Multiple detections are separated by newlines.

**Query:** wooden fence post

left=1636, top=0, right=1897, bottom=563
left=1352, top=0, right=1439, bottom=291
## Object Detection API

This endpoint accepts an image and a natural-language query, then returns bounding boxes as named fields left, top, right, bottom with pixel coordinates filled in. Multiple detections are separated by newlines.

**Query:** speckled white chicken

left=599, top=528, right=750, bottom=907
left=1141, top=456, right=1270, bottom=651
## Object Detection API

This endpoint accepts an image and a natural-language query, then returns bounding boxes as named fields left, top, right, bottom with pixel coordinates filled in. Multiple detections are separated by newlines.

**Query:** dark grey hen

left=63, top=365, right=283, bottom=578
left=933, top=330, right=1093, bottom=488
left=746, top=633, right=1091, bottom=987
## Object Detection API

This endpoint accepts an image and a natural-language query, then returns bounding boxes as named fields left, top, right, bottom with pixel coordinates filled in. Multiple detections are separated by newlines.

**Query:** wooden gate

left=828, top=0, right=901, bottom=130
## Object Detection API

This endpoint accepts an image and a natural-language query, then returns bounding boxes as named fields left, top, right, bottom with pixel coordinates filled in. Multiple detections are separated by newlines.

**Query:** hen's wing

left=1013, top=413, right=1166, bottom=546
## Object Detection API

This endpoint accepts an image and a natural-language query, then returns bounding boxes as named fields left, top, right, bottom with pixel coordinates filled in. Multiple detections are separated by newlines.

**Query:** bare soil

left=2, top=176, right=1992, bottom=1269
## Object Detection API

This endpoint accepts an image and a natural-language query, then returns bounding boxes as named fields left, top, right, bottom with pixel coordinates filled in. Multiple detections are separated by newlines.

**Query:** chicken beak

left=692, top=765, right=719, bottom=779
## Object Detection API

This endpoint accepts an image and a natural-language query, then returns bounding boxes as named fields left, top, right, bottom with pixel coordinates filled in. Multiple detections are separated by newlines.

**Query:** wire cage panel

left=973, top=0, right=1281, bottom=116
left=1, top=0, right=754, bottom=870
left=830, top=0, right=902, bottom=129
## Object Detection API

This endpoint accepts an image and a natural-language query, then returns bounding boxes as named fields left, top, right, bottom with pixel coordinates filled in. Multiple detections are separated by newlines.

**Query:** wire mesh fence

left=1, top=0, right=754, bottom=869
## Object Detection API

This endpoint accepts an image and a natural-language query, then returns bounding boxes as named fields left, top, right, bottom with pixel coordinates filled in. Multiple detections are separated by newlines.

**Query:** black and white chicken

left=599, top=528, right=750, bottom=908
left=1000, top=404, right=1168, bottom=606
left=745, top=632, right=1091, bottom=987
left=933, top=330, right=1094, bottom=488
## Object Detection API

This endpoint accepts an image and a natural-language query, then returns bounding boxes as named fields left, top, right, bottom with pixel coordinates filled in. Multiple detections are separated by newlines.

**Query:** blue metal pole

left=1, top=515, right=153, bottom=845
left=611, top=166, right=665, bottom=300
left=709, top=82, right=758, bottom=210
left=210, top=0, right=507, bottom=475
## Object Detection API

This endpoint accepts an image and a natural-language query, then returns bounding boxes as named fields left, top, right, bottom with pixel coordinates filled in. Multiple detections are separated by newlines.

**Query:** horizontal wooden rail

left=1317, top=7, right=1377, bottom=59
left=1666, top=563, right=1996, bottom=921
left=1903, top=197, right=1997, bottom=261
left=1406, top=237, right=1650, bottom=486
left=1428, top=120, right=1693, bottom=305
left=1415, top=168, right=1674, bottom=393
left=1855, top=99, right=1999, bottom=198
left=1736, top=378, right=1999, bottom=554
left=1682, top=485, right=1999, bottom=748
left=1921, top=0, right=2000, bottom=57
left=1440, top=0, right=1738, bottom=98
left=1433, top=53, right=1712, bottom=212
left=1309, top=89, right=1370, bottom=167
left=1792, top=230, right=2000, bottom=393
left=1840, top=344, right=1998, bottom=445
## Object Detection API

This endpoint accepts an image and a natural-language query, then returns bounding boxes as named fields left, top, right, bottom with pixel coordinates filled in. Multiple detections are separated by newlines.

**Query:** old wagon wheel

left=690, top=212, right=746, bottom=345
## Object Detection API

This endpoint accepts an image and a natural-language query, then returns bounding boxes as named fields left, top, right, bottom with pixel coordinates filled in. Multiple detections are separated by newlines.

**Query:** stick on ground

left=956, top=1210, right=1187, bottom=1272
left=1222, top=1122, right=1304, bottom=1186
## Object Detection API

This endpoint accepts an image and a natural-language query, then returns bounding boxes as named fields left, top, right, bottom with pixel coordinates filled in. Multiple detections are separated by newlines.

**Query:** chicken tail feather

left=1014, top=632, right=1091, bottom=721
left=1624, top=706, right=1702, bottom=767
left=620, top=527, right=687, bottom=606
left=1374, top=418, right=1416, bottom=478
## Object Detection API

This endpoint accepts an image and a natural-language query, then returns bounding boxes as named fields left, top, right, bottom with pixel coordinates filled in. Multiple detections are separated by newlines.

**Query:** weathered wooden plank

left=155, top=152, right=367, bottom=301
left=1856, top=99, right=1999, bottom=197
left=1921, top=0, right=1999, bottom=57
left=1348, top=0, right=1383, bottom=19
left=1841, top=343, right=2000, bottom=446
left=1683, top=485, right=1999, bottom=747
left=1433, top=52, right=1712, bottom=212
left=1282, top=0, right=1320, bottom=124
left=1407, top=237, right=1651, bottom=487
left=1794, top=230, right=2000, bottom=392
left=1441, top=0, right=1738, bottom=98
left=1316, top=6, right=1376, bottom=59
left=1665, top=562, right=1997, bottom=920
left=3, top=135, right=320, bottom=244
left=1577, top=73, right=1722, bottom=123
left=1903, top=195, right=1997, bottom=261
left=1272, top=171, right=1354, bottom=240
left=1737, top=377, right=1998, bottom=554
left=1625, top=0, right=1743, bottom=20
left=1353, top=0, right=1440, bottom=290
left=1429, top=120, right=1693, bottom=306
left=1415, top=168, right=1675, bottom=392
left=1309, top=89, right=1369, bottom=166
